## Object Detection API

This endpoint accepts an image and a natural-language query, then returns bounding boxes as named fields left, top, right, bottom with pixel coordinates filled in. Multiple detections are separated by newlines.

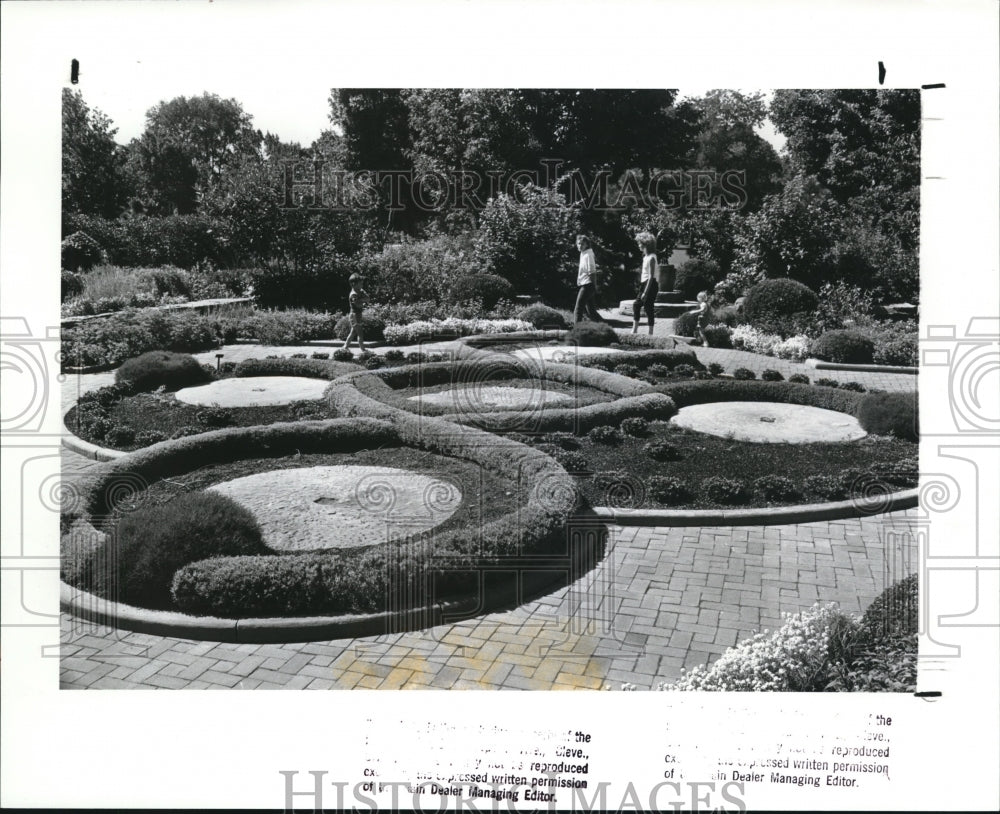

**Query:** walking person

left=686, top=290, right=710, bottom=347
left=341, top=273, right=368, bottom=352
left=631, top=231, right=659, bottom=335
left=573, top=234, right=602, bottom=323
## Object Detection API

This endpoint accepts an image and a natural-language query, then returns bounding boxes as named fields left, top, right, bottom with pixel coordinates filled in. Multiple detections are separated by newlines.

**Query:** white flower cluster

left=660, top=603, right=854, bottom=692
left=383, top=318, right=533, bottom=344
left=730, top=325, right=811, bottom=361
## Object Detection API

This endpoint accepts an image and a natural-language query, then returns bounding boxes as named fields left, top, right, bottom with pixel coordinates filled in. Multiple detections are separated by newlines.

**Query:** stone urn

left=657, top=263, right=676, bottom=292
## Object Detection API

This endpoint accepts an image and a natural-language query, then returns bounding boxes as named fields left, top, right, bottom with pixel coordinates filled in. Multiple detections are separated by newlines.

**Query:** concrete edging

left=592, top=488, right=919, bottom=526
left=62, top=407, right=126, bottom=461
left=805, top=358, right=917, bottom=375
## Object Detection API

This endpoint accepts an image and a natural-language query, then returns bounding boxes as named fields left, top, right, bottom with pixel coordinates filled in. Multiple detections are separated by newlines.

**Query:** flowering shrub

left=588, top=425, right=622, bottom=445
left=872, top=336, right=918, bottom=367
left=620, top=417, right=650, bottom=437
left=647, top=476, right=689, bottom=505
left=730, top=324, right=780, bottom=356
left=773, top=335, right=811, bottom=361
left=663, top=604, right=856, bottom=691
left=754, top=475, right=800, bottom=501
left=702, top=476, right=747, bottom=504
left=382, top=318, right=533, bottom=345
left=644, top=440, right=681, bottom=461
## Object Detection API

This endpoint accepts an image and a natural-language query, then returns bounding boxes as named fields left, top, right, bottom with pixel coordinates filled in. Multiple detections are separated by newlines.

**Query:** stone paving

left=60, top=439, right=916, bottom=691
left=58, top=312, right=919, bottom=689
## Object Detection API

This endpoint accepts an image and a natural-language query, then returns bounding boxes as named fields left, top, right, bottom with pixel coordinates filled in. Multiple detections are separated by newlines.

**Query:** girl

left=688, top=290, right=710, bottom=347
left=341, top=273, right=368, bottom=351
left=632, top=231, right=659, bottom=335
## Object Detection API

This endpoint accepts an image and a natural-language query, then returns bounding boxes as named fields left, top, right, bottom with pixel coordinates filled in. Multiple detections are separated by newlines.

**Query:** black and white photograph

left=2, top=1, right=998, bottom=811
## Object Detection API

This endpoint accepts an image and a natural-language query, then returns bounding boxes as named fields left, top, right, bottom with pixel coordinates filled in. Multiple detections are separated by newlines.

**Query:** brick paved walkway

left=60, top=498, right=916, bottom=690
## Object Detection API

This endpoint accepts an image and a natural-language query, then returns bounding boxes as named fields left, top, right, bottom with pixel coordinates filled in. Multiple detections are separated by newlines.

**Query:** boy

left=342, top=273, right=368, bottom=351
left=632, top=231, right=659, bottom=335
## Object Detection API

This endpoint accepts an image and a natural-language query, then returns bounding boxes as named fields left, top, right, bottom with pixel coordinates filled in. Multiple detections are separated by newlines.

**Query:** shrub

left=647, top=476, right=688, bottom=505
left=578, top=349, right=700, bottom=373
left=730, top=325, right=782, bottom=357
left=105, top=425, right=136, bottom=448
left=856, top=392, right=918, bottom=441
left=803, top=474, right=847, bottom=501
left=311, top=352, right=330, bottom=360
left=733, top=368, right=756, bottom=380
left=564, top=321, right=618, bottom=347
left=61, top=231, right=105, bottom=272
left=134, top=430, right=168, bottom=447
left=222, top=309, right=339, bottom=345
left=773, top=335, right=812, bottom=361
left=613, top=363, right=641, bottom=379
left=873, top=336, right=918, bottom=367
left=540, top=432, right=581, bottom=451
left=197, top=406, right=235, bottom=428
left=742, top=278, right=819, bottom=328
left=384, top=349, right=405, bottom=363
left=673, top=364, right=695, bottom=378
left=89, top=491, right=267, bottom=610
left=234, top=357, right=357, bottom=380
left=664, top=604, right=858, bottom=691
left=761, top=369, right=784, bottom=381
left=363, top=354, right=385, bottom=370
left=612, top=333, right=677, bottom=350
left=673, top=311, right=699, bottom=337
left=333, top=348, right=354, bottom=362
left=383, top=317, right=532, bottom=345
left=644, top=440, right=681, bottom=461
left=648, top=364, right=670, bottom=378
left=811, top=329, right=876, bottom=364
left=334, top=313, right=386, bottom=343
left=859, top=574, right=918, bottom=641
left=588, top=425, right=622, bottom=444
left=788, top=373, right=810, bottom=384
left=170, top=425, right=204, bottom=439
left=553, top=450, right=589, bottom=473
left=405, top=351, right=427, bottom=364
left=61, top=270, right=85, bottom=301
left=674, top=258, right=721, bottom=299
left=516, top=303, right=569, bottom=329
left=839, top=381, right=867, bottom=392
left=754, top=475, right=800, bottom=501
left=707, top=362, right=724, bottom=376
left=702, top=324, right=733, bottom=348
left=815, top=378, right=840, bottom=388
left=702, top=476, right=747, bottom=504
left=620, top=417, right=650, bottom=437
left=449, top=274, right=515, bottom=311
left=114, top=350, right=211, bottom=392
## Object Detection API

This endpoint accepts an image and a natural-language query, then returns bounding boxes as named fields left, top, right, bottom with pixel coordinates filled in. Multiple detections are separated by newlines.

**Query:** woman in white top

left=632, top=231, right=659, bottom=335
left=573, top=234, right=602, bottom=323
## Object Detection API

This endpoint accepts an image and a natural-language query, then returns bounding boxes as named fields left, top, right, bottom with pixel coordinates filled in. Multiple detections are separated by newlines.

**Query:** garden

left=60, top=87, right=921, bottom=688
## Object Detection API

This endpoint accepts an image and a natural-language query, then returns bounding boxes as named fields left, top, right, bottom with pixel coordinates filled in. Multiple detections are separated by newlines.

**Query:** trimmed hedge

left=234, top=357, right=359, bottom=380
left=115, top=350, right=211, bottom=392
left=89, top=491, right=267, bottom=610
left=564, top=321, right=617, bottom=347
left=856, top=392, right=918, bottom=441
left=812, top=329, right=876, bottom=364
left=612, top=332, right=678, bottom=350
left=516, top=303, right=569, bottom=329
left=659, top=378, right=865, bottom=416
left=577, top=348, right=701, bottom=373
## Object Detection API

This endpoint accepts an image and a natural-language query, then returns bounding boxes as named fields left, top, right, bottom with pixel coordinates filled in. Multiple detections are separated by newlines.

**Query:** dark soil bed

left=392, top=377, right=618, bottom=407
left=558, top=422, right=917, bottom=510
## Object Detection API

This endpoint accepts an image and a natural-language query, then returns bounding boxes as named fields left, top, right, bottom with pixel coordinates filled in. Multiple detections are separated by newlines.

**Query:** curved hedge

left=659, top=378, right=865, bottom=415
left=326, top=358, right=678, bottom=433
left=62, top=412, right=583, bottom=619
left=577, top=348, right=701, bottom=372
left=233, top=356, right=360, bottom=380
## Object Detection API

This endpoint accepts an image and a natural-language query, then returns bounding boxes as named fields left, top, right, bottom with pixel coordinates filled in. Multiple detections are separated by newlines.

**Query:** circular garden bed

left=60, top=412, right=593, bottom=635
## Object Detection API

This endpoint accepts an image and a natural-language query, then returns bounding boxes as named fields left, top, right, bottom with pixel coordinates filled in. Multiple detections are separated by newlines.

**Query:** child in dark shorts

left=342, top=273, right=368, bottom=351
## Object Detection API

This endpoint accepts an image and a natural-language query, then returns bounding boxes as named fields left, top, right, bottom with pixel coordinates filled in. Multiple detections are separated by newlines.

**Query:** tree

left=62, top=89, right=130, bottom=221
left=129, top=93, right=262, bottom=215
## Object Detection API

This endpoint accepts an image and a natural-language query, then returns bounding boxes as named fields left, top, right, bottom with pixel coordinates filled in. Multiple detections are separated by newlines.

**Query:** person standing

left=631, top=231, right=659, bottom=335
left=341, top=273, right=368, bottom=351
left=573, top=234, right=601, bottom=323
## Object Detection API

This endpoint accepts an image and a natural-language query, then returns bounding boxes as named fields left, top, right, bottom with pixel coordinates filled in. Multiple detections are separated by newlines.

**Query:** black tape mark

left=878, top=61, right=886, bottom=85
left=921, top=83, right=946, bottom=90
left=914, top=691, right=942, bottom=699
left=70, top=59, right=79, bottom=84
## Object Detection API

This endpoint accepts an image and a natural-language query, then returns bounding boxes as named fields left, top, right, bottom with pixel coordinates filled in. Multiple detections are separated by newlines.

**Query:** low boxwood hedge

left=234, top=356, right=359, bottom=380
left=576, top=348, right=701, bottom=372
left=658, top=379, right=865, bottom=415
left=62, top=410, right=584, bottom=619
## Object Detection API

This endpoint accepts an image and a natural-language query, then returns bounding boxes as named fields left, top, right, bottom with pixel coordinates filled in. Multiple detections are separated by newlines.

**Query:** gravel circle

left=509, top=345, right=627, bottom=363
left=207, top=465, right=462, bottom=551
left=175, top=376, right=330, bottom=407
left=671, top=401, right=867, bottom=444
left=407, top=385, right=576, bottom=411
